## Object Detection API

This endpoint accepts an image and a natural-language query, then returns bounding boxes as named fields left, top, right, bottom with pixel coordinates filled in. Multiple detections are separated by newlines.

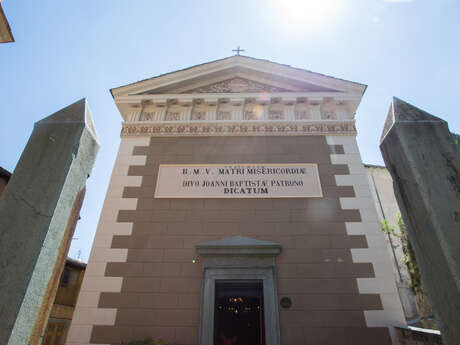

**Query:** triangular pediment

left=135, top=67, right=340, bottom=95
left=181, top=77, right=291, bottom=94
left=111, top=55, right=366, bottom=97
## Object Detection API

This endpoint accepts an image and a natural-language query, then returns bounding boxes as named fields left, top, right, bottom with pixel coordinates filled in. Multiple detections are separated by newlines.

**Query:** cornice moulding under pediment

left=115, top=92, right=360, bottom=103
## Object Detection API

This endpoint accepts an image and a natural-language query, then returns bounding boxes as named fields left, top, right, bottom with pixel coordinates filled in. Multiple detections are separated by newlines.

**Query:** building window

left=43, top=319, right=70, bottom=345
left=60, top=269, right=70, bottom=287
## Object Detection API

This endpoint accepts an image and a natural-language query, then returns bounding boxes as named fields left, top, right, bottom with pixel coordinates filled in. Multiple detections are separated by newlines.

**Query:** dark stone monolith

left=380, top=97, right=460, bottom=345
left=0, top=99, right=99, bottom=345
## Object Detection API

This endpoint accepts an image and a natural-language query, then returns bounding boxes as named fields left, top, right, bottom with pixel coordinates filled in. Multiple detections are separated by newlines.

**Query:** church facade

left=66, top=56, right=406, bottom=345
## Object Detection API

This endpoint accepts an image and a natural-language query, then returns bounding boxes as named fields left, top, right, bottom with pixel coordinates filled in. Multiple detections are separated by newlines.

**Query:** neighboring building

left=42, top=258, right=86, bottom=345
left=0, top=0, right=14, bottom=43
left=0, top=166, right=12, bottom=196
left=365, top=164, right=418, bottom=322
left=67, top=55, right=407, bottom=345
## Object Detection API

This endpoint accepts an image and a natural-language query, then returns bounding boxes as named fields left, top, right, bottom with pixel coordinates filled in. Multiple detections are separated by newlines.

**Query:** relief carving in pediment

left=184, top=77, right=290, bottom=93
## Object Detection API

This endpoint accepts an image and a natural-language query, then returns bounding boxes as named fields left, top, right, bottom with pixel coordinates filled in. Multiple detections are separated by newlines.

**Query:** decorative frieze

left=141, top=111, right=156, bottom=121
left=321, top=98, right=337, bottom=120
left=323, top=110, right=337, bottom=120
left=129, top=96, right=357, bottom=124
left=309, top=102, right=322, bottom=120
left=335, top=102, right=349, bottom=120
left=165, top=112, right=180, bottom=121
left=295, top=111, right=310, bottom=120
left=121, top=120, right=357, bottom=137
left=206, top=104, right=217, bottom=120
left=294, top=99, right=309, bottom=120
left=284, top=103, right=296, bottom=121
left=139, top=106, right=346, bottom=122
left=217, top=111, right=232, bottom=120
left=268, top=111, right=283, bottom=120
left=244, top=111, right=258, bottom=120
left=231, top=101, right=244, bottom=121
left=191, top=111, right=206, bottom=121
left=129, top=111, right=142, bottom=122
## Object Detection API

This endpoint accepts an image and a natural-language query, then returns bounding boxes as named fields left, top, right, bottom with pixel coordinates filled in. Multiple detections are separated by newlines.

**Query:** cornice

left=120, top=120, right=357, bottom=137
left=115, top=92, right=360, bottom=103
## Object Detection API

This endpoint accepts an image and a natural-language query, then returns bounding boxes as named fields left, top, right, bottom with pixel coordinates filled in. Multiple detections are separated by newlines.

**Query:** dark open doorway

left=214, top=280, right=265, bottom=345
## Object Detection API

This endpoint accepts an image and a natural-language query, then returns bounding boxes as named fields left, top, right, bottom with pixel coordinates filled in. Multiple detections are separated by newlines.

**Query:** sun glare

left=268, top=0, right=346, bottom=35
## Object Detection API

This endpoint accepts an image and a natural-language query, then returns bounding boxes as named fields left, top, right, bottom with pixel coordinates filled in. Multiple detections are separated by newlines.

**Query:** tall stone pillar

left=380, top=97, right=460, bottom=345
left=0, top=99, right=99, bottom=345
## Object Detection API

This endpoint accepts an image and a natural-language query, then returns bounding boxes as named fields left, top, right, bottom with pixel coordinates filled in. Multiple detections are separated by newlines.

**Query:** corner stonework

left=327, top=134, right=406, bottom=344
left=66, top=137, right=149, bottom=345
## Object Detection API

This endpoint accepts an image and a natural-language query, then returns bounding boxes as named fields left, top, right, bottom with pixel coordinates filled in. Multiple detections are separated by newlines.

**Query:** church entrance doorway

left=213, top=280, right=265, bottom=345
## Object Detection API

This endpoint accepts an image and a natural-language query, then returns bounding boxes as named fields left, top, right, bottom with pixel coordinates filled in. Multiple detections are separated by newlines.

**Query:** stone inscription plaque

left=154, top=164, right=322, bottom=198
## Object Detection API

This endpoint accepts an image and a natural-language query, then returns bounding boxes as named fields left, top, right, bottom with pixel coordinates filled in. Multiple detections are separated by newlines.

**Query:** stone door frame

left=196, top=236, right=282, bottom=345
left=199, top=267, right=280, bottom=345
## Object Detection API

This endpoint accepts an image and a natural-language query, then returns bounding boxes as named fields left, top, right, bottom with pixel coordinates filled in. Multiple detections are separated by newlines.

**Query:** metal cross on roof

left=232, top=46, right=245, bottom=56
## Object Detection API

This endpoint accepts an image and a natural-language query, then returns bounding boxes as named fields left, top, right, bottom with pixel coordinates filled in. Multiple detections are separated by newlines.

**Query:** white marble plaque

left=154, top=164, right=322, bottom=198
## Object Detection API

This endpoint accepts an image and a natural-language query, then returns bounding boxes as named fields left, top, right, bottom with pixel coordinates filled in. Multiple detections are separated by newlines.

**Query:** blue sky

left=1, top=0, right=459, bottom=262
